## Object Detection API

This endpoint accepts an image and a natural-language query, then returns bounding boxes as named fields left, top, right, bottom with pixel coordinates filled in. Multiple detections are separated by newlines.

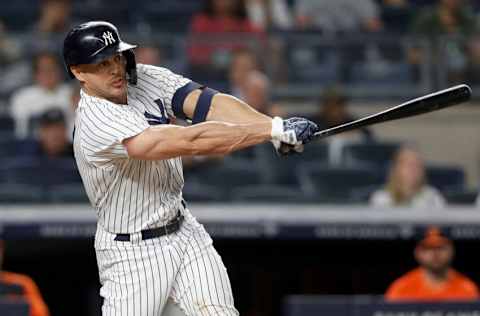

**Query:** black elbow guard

left=192, top=87, right=218, bottom=124
left=172, top=81, right=203, bottom=120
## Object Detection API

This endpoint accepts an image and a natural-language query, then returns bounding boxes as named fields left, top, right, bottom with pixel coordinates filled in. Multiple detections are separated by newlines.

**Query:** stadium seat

left=48, top=184, right=89, bottom=203
left=381, top=5, right=412, bottom=34
left=297, top=142, right=329, bottom=163
left=425, top=165, right=465, bottom=192
left=348, top=185, right=382, bottom=204
left=133, top=0, right=202, bottom=33
left=286, top=43, right=339, bottom=84
left=0, top=184, right=46, bottom=203
left=0, top=1, right=39, bottom=31
left=192, top=161, right=264, bottom=199
left=182, top=180, right=226, bottom=202
left=342, top=142, right=401, bottom=167
left=227, top=143, right=277, bottom=165
left=299, top=163, right=385, bottom=203
left=265, top=154, right=309, bottom=187
left=231, top=185, right=307, bottom=203
left=6, top=158, right=82, bottom=187
left=443, top=189, right=478, bottom=205
left=71, top=0, right=132, bottom=29
left=0, top=138, right=36, bottom=159
left=0, top=116, right=14, bottom=136
left=349, top=61, right=413, bottom=87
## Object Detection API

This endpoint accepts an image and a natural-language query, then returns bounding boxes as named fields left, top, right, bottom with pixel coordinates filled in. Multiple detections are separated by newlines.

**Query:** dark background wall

left=4, top=238, right=480, bottom=316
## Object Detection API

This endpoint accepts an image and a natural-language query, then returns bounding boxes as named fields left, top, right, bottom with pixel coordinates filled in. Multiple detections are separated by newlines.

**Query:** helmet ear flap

left=122, top=50, right=137, bottom=85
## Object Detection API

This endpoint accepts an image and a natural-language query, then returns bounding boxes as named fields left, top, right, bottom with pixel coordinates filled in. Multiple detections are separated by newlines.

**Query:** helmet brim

left=88, top=41, right=137, bottom=65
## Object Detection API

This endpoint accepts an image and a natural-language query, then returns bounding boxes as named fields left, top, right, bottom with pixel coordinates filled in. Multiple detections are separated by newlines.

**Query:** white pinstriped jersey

left=73, top=64, right=190, bottom=233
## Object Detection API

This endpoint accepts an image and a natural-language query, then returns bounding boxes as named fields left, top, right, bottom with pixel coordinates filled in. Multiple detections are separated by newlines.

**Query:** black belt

left=114, top=210, right=184, bottom=242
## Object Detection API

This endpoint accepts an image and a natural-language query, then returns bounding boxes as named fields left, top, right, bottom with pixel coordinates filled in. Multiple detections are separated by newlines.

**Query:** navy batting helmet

left=63, top=21, right=137, bottom=84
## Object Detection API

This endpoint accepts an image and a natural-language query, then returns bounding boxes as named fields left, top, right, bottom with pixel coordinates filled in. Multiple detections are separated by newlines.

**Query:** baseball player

left=63, top=21, right=318, bottom=316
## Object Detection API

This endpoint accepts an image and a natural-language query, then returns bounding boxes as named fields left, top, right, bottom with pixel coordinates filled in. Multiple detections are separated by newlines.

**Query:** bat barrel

left=439, top=84, right=471, bottom=107
left=313, top=84, right=472, bottom=140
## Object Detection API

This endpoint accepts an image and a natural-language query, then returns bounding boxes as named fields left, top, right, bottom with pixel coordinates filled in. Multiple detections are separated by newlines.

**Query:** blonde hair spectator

left=370, top=146, right=446, bottom=208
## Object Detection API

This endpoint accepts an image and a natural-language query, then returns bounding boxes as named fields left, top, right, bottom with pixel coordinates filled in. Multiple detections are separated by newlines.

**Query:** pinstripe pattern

left=95, top=210, right=238, bottom=316
left=74, top=64, right=238, bottom=315
left=74, top=64, right=190, bottom=233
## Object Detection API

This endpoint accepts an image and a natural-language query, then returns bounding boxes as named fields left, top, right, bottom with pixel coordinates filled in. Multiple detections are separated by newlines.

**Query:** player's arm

left=180, top=89, right=313, bottom=155
left=124, top=117, right=317, bottom=161
left=182, top=90, right=271, bottom=125
left=125, top=121, right=271, bottom=160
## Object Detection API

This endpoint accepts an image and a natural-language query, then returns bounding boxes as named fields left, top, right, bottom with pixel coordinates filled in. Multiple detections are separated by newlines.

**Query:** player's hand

left=270, top=117, right=318, bottom=156
left=271, top=139, right=304, bottom=156
left=271, top=116, right=319, bottom=144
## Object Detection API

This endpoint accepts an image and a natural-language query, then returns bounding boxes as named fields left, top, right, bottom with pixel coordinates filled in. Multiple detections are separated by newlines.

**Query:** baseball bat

left=313, top=84, right=472, bottom=140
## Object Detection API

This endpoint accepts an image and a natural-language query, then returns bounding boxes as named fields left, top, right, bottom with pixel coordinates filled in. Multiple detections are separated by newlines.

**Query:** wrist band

left=270, top=117, right=284, bottom=140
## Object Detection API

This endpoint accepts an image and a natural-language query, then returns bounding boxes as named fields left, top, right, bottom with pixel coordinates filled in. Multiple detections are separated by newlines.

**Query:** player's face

left=71, top=54, right=128, bottom=104
left=416, top=244, right=453, bottom=275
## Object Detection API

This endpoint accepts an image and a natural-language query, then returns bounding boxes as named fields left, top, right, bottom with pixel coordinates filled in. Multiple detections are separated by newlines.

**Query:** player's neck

left=82, top=84, right=128, bottom=105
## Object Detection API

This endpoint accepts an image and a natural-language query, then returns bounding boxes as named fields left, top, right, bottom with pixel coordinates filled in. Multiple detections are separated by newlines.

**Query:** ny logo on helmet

left=102, top=31, right=116, bottom=46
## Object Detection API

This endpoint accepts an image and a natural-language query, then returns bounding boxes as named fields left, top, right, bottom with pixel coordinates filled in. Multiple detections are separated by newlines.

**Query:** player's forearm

left=207, top=93, right=272, bottom=124
left=182, top=121, right=272, bottom=155
left=125, top=121, right=272, bottom=160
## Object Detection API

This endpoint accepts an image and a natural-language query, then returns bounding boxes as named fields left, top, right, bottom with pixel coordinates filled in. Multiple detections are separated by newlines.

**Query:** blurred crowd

left=0, top=0, right=479, bottom=205
left=2, top=2, right=480, bottom=315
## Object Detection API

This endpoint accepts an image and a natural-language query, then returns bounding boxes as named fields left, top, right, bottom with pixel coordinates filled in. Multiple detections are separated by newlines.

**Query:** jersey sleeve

left=80, top=101, right=149, bottom=165
left=138, top=64, right=202, bottom=119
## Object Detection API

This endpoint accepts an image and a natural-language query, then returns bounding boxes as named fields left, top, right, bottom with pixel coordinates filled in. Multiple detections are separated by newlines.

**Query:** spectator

left=0, top=20, right=29, bottom=95
left=385, top=227, right=479, bottom=301
left=295, top=0, right=383, bottom=34
left=31, top=0, right=72, bottom=52
left=10, top=51, right=72, bottom=139
left=31, top=109, right=73, bottom=159
left=310, top=86, right=373, bottom=141
left=35, top=0, right=71, bottom=35
left=409, top=0, right=476, bottom=83
left=188, top=0, right=263, bottom=72
left=228, top=48, right=260, bottom=99
left=244, top=0, right=293, bottom=30
left=135, top=45, right=163, bottom=66
left=0, top=240, right=50, bottom=316
left=411, top=0, right=475, bottom=36
left=370, top=146, right=446, bottom=208
left=0, top=20, right=21, bottom=66
left=242, top=70, right=284, bottom=117
left=380, top=0, right=411, bottom=34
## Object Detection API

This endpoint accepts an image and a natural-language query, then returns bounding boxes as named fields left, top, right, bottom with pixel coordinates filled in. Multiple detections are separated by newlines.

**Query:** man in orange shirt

left=0, top=240, right=50, bottom=316
left=385, top=227, right=479, bottom=301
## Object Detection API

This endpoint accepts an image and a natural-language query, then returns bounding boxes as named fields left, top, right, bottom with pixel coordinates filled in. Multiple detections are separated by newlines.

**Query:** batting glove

left=271, top=117, right=318, bottom=155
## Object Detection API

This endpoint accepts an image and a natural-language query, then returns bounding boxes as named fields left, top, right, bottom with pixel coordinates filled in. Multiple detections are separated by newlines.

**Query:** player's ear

left=70, top=66, right=86, bottom=82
